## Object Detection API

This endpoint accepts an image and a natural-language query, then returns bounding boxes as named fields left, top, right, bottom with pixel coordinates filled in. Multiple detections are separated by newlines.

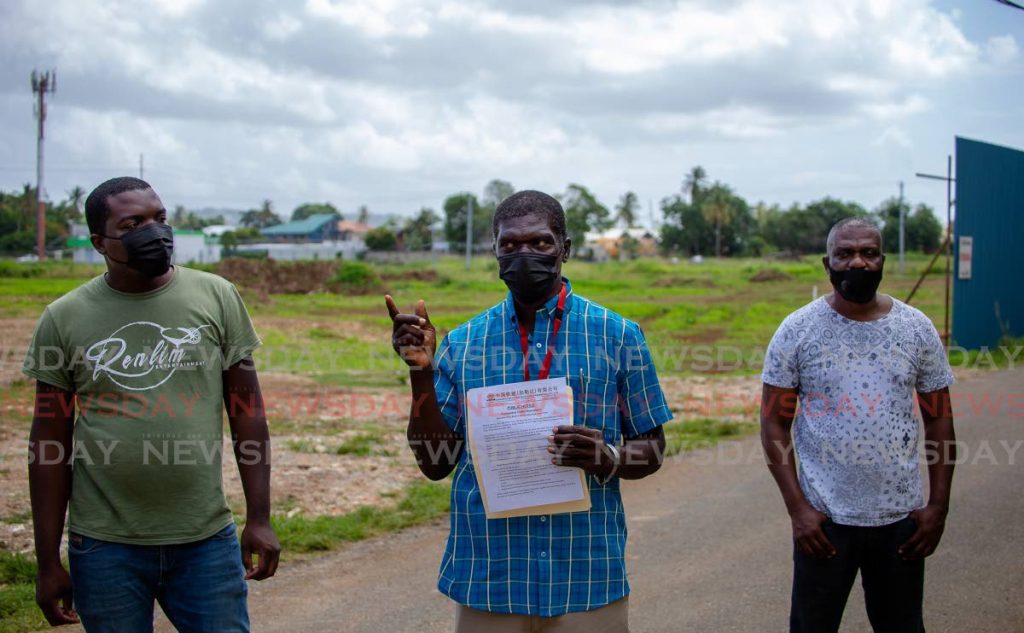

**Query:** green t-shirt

left=22, top=266, right=261, bottom=545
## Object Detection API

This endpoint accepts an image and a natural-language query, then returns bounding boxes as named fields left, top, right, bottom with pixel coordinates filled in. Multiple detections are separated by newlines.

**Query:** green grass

left=0, top=252, right=986, bottom=385
left=334, top=432, right=395, bottom=456
left=284, top=431, right=395, bottom=456
left=269, top=480, right=450, bottom=554
left=663, top=418, right=758, bottom=456
left=0, top=551, right=47, bottom=633
left=947, top=338, right=1023, bottom=369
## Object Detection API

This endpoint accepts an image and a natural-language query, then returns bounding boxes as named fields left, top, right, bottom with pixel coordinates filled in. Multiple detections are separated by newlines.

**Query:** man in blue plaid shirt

left=386, top=190, right=672, bottom=632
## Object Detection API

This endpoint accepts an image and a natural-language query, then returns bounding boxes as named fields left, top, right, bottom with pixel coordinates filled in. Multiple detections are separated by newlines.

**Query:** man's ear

left=562, top=238, right=572, bottom=262
left=90, top=234, right=106, bottom=254
left=821, top=255, right=829, bottom=274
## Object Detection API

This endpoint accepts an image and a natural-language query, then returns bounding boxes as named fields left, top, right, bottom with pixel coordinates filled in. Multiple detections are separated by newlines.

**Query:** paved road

left=178, top=368, right=1024, bottom=632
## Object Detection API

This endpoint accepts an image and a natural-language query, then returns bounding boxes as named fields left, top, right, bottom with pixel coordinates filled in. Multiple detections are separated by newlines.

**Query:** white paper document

left=465, top=377, right=591, bottom=518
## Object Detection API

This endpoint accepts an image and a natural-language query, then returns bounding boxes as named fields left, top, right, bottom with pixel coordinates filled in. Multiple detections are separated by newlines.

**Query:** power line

left=993, top=0, right=1024, bottom=11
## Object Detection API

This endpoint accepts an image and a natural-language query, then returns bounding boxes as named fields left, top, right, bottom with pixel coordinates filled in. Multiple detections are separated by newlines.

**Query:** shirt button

left=540, top=551, right=547, bottom=558
left=536, top=342, right=542, bottom=348
left=540, top=516, right=547, bottom=522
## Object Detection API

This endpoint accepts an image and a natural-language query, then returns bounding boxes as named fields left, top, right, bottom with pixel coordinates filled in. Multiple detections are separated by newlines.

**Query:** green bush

left=0, top=260, right=43, bottom=278
left=330, top=261, right=381, bottom=295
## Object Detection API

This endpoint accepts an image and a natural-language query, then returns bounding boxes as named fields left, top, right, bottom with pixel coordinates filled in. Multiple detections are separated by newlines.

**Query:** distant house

left=336, top=220, right=371, bottom=242
left=584, top=227, right=660, bottom=261
left=259, top=214, right=341, bottom=243
left=201, top=224, right=236, bottom=238
left=230, top=215, right=367, bottom=261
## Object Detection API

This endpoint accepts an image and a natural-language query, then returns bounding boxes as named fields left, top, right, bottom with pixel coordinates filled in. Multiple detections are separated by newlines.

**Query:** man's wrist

left=598, top=443, right=621, bottom=483
left=36, top=552, right=63, bottom=572
left=245, top=509, right=271, bottom=525
left=409, top=368, right=434, bottom=386
left=785, top=498, right=815, bottom=517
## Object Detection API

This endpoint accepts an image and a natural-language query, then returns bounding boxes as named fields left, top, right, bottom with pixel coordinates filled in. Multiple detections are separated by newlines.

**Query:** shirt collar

left=506, top=277, right=574, bottom=324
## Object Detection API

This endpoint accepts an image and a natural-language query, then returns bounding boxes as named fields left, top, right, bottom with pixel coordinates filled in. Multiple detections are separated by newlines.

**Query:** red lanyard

left=518, top=284, right=567, bottom=381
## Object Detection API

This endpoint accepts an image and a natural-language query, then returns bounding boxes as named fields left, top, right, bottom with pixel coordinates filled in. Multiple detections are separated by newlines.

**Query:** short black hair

left=492, top=190, right=567, bottom=242
left=85, top=177, right=152, bottom=235
left=826, top=216, right=882, bottom=254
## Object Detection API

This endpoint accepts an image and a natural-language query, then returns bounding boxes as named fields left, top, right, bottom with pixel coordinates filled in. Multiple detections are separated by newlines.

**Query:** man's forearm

left=224, top=359, right=272, bottom=523
left=408, top=370, right=461, bottom=480
left=28, top=403, right=73, bottom=570
left=924, top=417, right=955, bottom=510
left=761, top=419, right=811, bottom=515
left=617, top=432, right=665, bottom=480
left=231, top=417, right=272, bottom=523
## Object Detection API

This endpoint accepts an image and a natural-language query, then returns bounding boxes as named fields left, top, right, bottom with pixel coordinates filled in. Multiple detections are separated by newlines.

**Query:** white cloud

left=986, top=35, right=1019, bottom=66
left=305, top=0, right=436, bottom=38
left=861, top=95, right=930, bottom=120
left=262, top=13, right=304, bottom=42
left=873, top=126, right=912, bottom=149
left=0, top=0, right=1015, bottom=218
left=147, top=0, right=204, bottom=18
left=642, top=106, right=797, bottom=139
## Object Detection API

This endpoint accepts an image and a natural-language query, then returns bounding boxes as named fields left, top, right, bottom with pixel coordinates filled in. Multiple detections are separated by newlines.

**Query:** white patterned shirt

left=762, top=296, right=954, bottom=527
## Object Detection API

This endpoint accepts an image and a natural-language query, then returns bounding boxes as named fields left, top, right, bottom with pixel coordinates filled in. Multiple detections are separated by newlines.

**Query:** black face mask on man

left=102, top=223, right=174, bottom=278
left=827, top=265, right=883, bottom=304
left=498, top=252, right=561, bottom=305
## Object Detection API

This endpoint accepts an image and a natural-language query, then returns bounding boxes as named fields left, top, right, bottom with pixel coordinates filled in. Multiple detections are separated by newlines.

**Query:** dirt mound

left=216, top=258, right=341, bottom=295
left=748, top=269, right=793, bottom=282
left=381, top=269, right=442, bottom=283
left=652, top=276, right=717, bottom=288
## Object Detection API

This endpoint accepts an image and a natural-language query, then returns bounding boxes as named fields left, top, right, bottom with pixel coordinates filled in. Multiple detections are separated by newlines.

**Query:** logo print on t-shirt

left=85, top=321, right=211, bottom=391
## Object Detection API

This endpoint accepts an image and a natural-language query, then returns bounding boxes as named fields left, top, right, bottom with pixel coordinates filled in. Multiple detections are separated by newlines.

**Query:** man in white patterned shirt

left=760, top=217, right=955, bottom=633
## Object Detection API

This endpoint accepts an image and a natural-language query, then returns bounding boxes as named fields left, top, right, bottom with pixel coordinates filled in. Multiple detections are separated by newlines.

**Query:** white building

left=67, top=224, right=221, bottom=265
left=232, top=241, right=365, bottom=261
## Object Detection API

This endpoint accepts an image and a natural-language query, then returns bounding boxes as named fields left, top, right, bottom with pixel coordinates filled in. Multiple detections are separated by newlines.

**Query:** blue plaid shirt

left=432, top=277, right=673, bottom=616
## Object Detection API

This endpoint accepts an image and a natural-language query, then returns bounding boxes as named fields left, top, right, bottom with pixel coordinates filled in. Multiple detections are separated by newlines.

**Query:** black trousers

left=790, top=516, right=925, bottom=633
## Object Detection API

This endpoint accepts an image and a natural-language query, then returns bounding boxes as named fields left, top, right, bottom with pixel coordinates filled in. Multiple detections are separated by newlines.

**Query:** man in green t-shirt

left=23, top=177, right=279, bottom=631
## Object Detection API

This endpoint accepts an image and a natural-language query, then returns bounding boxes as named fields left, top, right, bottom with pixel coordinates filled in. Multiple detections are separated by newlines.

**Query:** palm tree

left=615, top=191, right=639, bottom=228
left=683, top=165, right=707, bottom=204
left=701, top=185, right=733, bottom=258
left=66, top=186, right=86, bottom=220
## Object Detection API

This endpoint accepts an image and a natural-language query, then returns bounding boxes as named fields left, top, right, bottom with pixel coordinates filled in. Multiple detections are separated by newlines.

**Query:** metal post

left=35, top=88, right=45, bottom=260
left=944, top=154, right=952, bottom=346
left=915, top=158, right=957, bottom=348
left=31, top=70, right=56, bottom=261
left=898, top=181, right=905, bottom=274
left=464, top=196, right=474, bottom=271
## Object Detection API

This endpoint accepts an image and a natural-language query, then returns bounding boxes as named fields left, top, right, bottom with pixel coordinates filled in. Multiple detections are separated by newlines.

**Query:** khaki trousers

left=454, top=597, right=629, bottom=633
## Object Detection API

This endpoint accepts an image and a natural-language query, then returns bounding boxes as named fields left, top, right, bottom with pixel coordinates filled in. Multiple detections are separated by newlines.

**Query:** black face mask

left=103, top=223, right=174, bottom=278
left=828, top=265, right=883, bottom=304
left=498, top=252, right=561, bottom=305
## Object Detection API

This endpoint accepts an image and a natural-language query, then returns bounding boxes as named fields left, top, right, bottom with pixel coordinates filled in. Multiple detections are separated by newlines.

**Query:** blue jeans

left=790, top=516, right=924, bottom=633
left=68, top=523, right=249, bottom=633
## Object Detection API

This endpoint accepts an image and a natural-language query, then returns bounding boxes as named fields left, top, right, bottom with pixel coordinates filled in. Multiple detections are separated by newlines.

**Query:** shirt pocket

left=572, top=370, right=621, bottom=442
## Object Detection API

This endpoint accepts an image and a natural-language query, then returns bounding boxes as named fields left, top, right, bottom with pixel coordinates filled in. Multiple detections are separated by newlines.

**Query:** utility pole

left=916, top=155, right=955, bottom=347
left=464, top=196, right=474, bottom=271
left=898, top=181, right=905, bottom=274
left=139, top=153, right=144, bottom=180
left=31, top=70, right=56, bottom=260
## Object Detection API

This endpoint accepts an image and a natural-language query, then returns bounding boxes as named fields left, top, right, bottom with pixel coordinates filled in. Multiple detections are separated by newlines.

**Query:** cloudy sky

left=1, top=0, right=1021, bottom=224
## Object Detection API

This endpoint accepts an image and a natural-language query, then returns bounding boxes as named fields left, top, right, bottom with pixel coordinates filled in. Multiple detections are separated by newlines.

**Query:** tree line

left=0, top=168, right=942, bottom=257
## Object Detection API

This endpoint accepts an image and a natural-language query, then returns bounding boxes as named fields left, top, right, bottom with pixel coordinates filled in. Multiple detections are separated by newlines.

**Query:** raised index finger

left=385, top=294, right=400, bottom=320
